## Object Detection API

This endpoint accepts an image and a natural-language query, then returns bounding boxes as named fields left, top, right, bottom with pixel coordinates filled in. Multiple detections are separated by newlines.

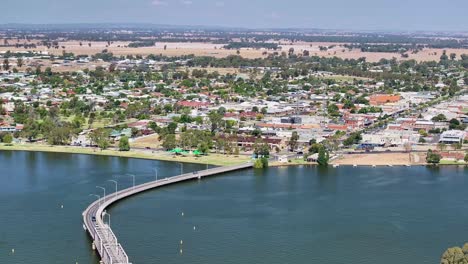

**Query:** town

left=1, top=0, right=468, bottom=262
left=0, top=28, right=467, bottom=167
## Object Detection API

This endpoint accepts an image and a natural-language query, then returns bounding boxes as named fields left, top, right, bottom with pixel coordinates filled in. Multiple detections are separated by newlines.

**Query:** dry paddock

left=1, top=40, right=468, bottom=62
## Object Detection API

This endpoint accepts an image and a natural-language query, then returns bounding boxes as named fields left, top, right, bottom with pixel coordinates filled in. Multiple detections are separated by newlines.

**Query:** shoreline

left=1, top=144, right=466, bottom=167
left=0, top=144, right=250, bottom=166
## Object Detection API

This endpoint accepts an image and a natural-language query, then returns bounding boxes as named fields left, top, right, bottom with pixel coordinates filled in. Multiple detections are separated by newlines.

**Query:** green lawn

left=440, top=160, right=467, bottom=165
left=0, top=143, right=251, bottom=166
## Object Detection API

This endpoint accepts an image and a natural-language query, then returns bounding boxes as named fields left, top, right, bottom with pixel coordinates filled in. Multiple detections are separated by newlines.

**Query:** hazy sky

left=2, top=0, right=467, bottom=31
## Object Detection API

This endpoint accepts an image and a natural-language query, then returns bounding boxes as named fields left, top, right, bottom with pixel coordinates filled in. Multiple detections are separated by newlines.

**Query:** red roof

left=177, top=101, right=210, bottom=108
left=327, top=124, right=348, bottom=131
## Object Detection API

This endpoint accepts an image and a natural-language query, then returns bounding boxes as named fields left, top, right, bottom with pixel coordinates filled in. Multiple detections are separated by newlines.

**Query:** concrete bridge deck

left=83, top=162, right=253, bottom=264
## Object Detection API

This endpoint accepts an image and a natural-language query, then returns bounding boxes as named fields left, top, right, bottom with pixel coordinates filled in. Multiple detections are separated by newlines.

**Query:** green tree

left=17, top=57, right=23, bottom=68
left=253, top=139, right=270, bottom=158
left=431, top=114, right=447, bottom=122
left=317, top=147, right=329, bottom=166
left=2, top=133, right=13, bottom=144
left=167, top=122, right=178, bottom=134
left=289, top=131, right=299, bottom=151
left=22, top=118, right=40, bottom=142
left=119, top=136, right=130, bottom=151
left=161, top=134, right=177, bottom=150
left=208, top=111, right=223, bottom=132
left=198, top=141, right=209, bottom=154
left=426, top=149, right=441, bottom=164
left=148, top=121, right=158, bottom=132
left=3, top=58, right=10, bottom=71
left=254, top=158, right=264, bottom=169
left=327, top=104, right=340, bottom=116
left=88, top=128, right=110, bottom=150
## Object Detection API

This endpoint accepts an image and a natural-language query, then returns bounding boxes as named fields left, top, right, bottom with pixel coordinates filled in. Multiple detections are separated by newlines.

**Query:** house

left=177, top=101, right=211, bottom=109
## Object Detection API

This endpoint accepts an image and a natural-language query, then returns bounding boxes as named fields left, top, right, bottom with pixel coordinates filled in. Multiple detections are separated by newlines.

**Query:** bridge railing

left=85, top=162, right=252, bottom=264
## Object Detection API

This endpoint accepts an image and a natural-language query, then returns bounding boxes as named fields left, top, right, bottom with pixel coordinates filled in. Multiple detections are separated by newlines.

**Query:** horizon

left=2, top=0, right=468, bottom=32
left=0, top=22, right=467, bottom=35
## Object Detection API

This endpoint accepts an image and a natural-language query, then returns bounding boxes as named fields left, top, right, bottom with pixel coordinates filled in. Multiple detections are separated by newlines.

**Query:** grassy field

left=440, top=160, right=467, bottom=165
left=0, top=143, right=251, bottom=166
left=270, top=158, right=314, bottom=167
left=323, top=75, right=372, bottom=83
left=131, top=134, right=160, bottom=149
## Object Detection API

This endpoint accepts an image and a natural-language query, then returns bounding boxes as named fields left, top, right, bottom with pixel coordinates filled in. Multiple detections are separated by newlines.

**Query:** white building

left=439, top=130, right=465, bottom=144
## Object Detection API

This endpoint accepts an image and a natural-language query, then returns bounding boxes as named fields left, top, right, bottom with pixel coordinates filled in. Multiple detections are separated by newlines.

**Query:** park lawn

left=131, top=134, right=160, bottom=149
left=270, top=158, right=314, bottom=167
left=440, top=160, right=467, bottom=165
left=0, top=143, right=250, bottom=166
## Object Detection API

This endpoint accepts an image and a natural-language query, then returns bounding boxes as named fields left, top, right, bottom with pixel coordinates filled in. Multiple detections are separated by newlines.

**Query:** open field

left=323, top=74, right=372, bottom=82
left=131, top=134, right=161, bottom=149
left=2, top=40, right=468, bottom=63
left=332, top=152, right=416, bottom=166
left=0, top=143, right=251, bottom=166
left=270, top=158, right=315, bottom=167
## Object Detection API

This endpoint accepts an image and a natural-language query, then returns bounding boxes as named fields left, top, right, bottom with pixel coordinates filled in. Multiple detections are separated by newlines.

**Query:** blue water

left=1, top=151, right=467, bottom=264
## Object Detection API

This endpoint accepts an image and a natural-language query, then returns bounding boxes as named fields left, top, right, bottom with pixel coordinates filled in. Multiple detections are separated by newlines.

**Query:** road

left=83, top=162, right=253, bottom=264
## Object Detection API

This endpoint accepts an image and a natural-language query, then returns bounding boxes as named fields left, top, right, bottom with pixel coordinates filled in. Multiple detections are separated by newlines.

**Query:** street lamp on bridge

left=179, top=163, right=183, bottom=175
left=108, top=180, right=118, bottom=194
left=96, top=186, right=106, bottom=202
left=89, top=194, right=101, bottom=206
left=126, top=174, right=135, bottom=190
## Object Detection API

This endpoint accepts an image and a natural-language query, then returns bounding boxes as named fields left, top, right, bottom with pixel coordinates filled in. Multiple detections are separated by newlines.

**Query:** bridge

left=83, top=162, right=253, bottom=264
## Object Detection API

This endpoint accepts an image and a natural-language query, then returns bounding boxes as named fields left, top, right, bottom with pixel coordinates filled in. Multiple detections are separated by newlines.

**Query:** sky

left=2, top=0, right=467, bottom=31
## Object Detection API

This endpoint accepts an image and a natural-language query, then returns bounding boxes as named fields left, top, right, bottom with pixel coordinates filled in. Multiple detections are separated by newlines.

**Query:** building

left=369, top=94, right=401, bottom=106
left=439, top=130, right=465, bottom=144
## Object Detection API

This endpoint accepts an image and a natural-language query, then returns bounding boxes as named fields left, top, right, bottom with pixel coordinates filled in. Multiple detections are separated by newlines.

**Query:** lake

left=1, top=151, right=467, bottom=264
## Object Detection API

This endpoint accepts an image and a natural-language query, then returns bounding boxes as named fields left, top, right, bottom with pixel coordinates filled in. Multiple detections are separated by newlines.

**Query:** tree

left=17, top=57, right=23, bottom=68
left=253, top=139, right=270, bottom=158
left=2, top=133, right=13, bottom=144
left=431, top=113, right=447, bottom=122
left=198, top=142, right=209, bottom=154
left=289, top=131, right=299, bottom=151
left=253, top=157, right=269, bottom=169
left=327, top=104, right=340, bottom=116
left=167, top=122, right=177, bottom=134
left=119, top=136, right=130, bottom=151
left=343, top=132, right=362, bottom=146
left=3, top=58, right=10, bottom=71
left=440, top=50, right=449, bottom=61
left=88, top=128, right=110, bottom=150
left=426, top=149, right=441, bottom=164
left=465, top=154, right=468, bottom=163
left=161, top=134, right=177, bottom=150
left=254, top=158, right=264, bottom=169
left=22, top=118, right=40, bottom=142
left=148, top=121, right=158, bottom=132
left=208, top=111, right=223, bottom=132
left=449, top=118, right=465, bottom=130
left=440, top=243, right=468, bottom=264
left=317, top=147, right=329, bottom=166
left=450, top=53, right=457, bottom=60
